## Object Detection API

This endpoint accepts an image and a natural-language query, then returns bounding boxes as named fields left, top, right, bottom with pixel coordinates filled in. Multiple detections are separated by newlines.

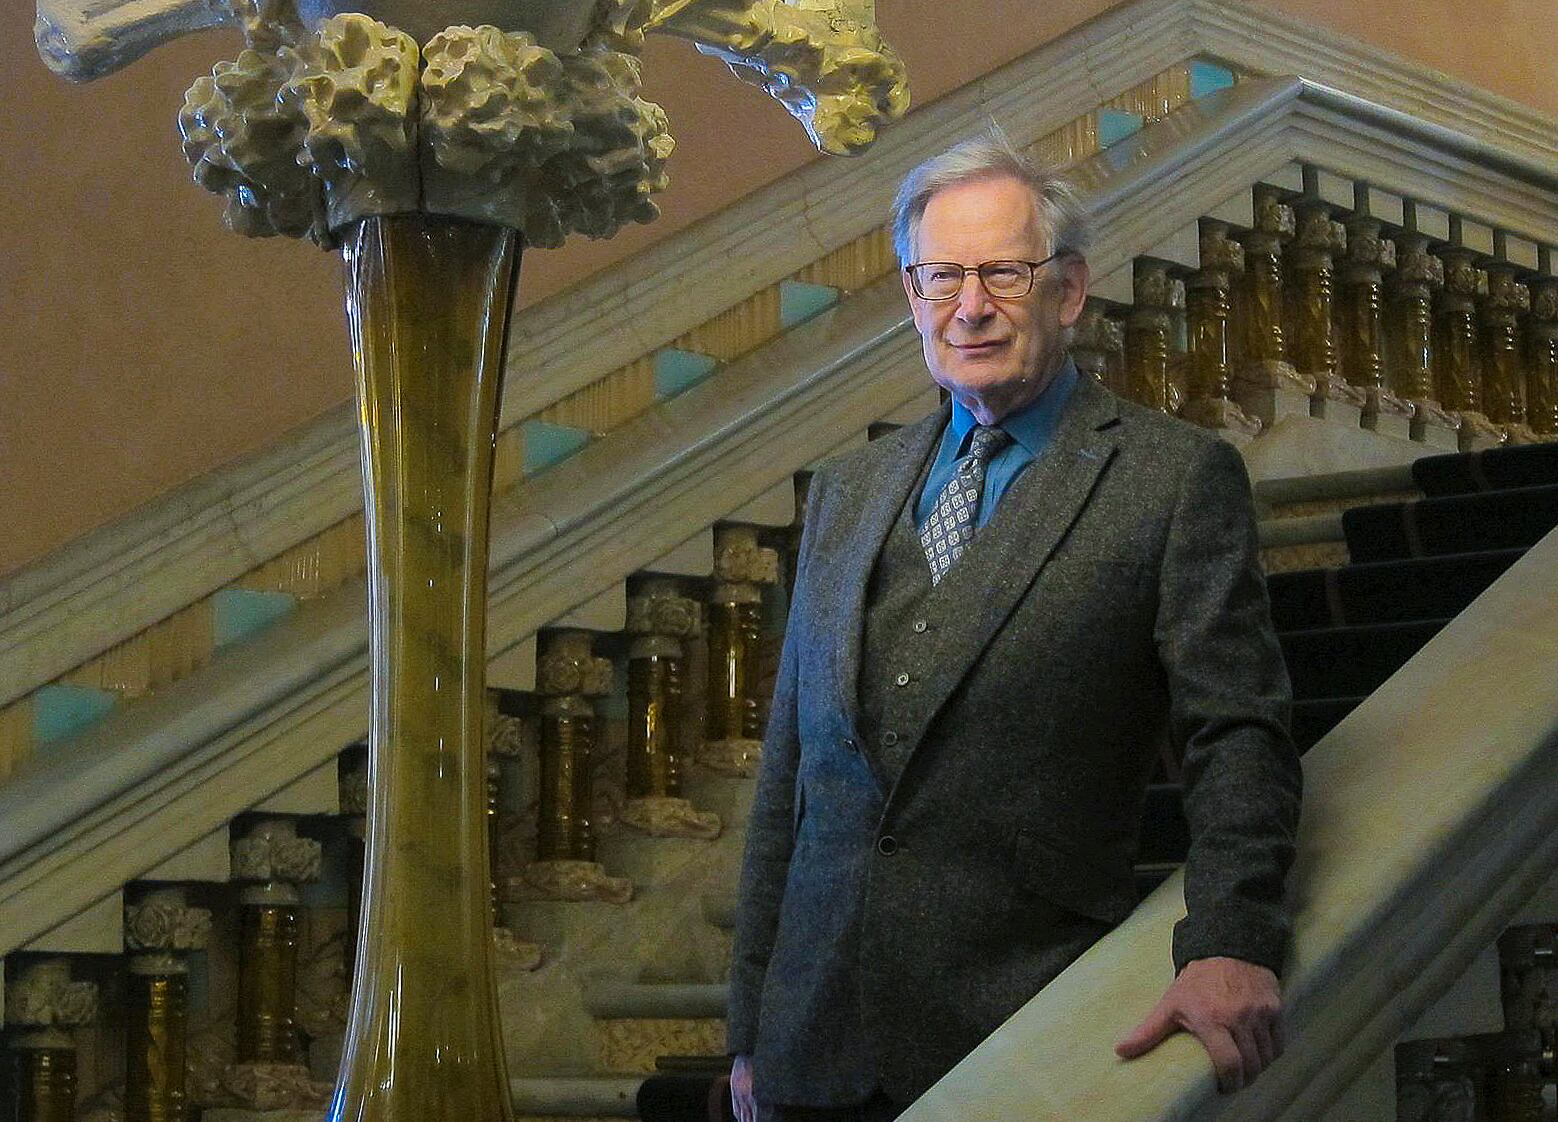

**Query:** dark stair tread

left=639, top=1073, right=733, bottom=1122
left=1412, top=441, right=1558, bottom=497
left=1267, top=547, right=1524, bottom=631
left=1280, top=618, right=1448, bottom=700
left=1293, top=695, right=1365, bottom=753
left=1343, top=484, right=1558, bottom=562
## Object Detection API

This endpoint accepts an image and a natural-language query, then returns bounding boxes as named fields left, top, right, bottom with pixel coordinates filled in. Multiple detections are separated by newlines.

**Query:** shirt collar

left=948, top=357, right=1081, bottom=456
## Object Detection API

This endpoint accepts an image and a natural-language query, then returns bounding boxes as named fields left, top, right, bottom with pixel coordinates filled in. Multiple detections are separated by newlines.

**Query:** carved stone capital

left=1484, top=271, right=1531, bottom=314
left=1530, top=280, right=1558, bottom=323
left=125, top=888, right=212, bottom=953
left=1071, top=308, right=1124, bottom=354
left=4, top=961, right=99, bottom=1029
left=537, top=632, right=614, bottom=697
left=230, top=819, right=323, bottom=885
left=1132, top=264, right=1177, bottom=311
left=1251, top=189, right=1296, bottom=240
left=1195, top=223, right=1244, bottom=284
left=626, top=584, right=701, bottom=639
left=1291, top=209, right=1346, bottom=266
left=1394, top=241, right=1445, bottom=288
left=1439, top=253, right=1488, bottom=298
left=486, top=709, right=529, bottom=760
left=1342, top=220, right=1396, bottom=273
left=713, top=526, right=780, bottom=586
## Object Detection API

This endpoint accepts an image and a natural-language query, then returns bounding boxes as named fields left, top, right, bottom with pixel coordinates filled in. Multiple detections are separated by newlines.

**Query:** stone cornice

left=3, top=77, right=1556, bottom=955
left=7, top=0, right=1556, bottom=712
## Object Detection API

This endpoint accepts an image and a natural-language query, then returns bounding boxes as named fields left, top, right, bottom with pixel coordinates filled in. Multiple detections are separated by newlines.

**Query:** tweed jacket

left=726, top=374, right=1302, bottom=1107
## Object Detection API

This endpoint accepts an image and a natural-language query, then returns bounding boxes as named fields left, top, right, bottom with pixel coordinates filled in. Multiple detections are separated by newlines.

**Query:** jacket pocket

left=1013, top=828, right=1137, bottom=926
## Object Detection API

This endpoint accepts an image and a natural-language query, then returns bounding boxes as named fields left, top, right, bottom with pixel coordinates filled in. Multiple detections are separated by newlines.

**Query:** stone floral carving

left=519, top=858, right=634, bottom=903
left=223, top=1061, right=333, bottom=1110
left=46, top=0, right=904, bottom=237
left=125, top=897, right=213, bottom=952
left=420, top=26, right=674, bottom=245
left=536, top=641, right=615, bottom=697
left=4, top=961, right=98, bottom=1028
left=713, top=531, right=779, bottom=585
left=492, top=926, right=545, bottom=969
left=338, top=757, right=369, bottom=816
left=486, top=709, right=529, bottom=759
left=180, top=49, right=326, bottom=242
left=619, top=794, right=722, bottom=839
left=295, top=930, right=350, bottom=1040
left=626, top=588, right=701, bottom=638
left=231, top=821, right=324, bottom=884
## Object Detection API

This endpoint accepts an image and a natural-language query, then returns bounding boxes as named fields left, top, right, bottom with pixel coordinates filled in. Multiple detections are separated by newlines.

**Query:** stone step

left=512, top=1075, right=642, bottom=1119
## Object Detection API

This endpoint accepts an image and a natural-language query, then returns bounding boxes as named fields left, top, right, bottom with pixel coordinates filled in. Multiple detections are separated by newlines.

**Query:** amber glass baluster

left=1340, top=211, right=1412, bottom=435
left=332, top=215, right=519, bottom=1122
left=1526, top=280, right=1558, bottom=437
left=1435, top=247, right=1500, bottom=449
left=1288, top=202, right=1360, bottom=417
left=1482, top=268, right=1533, bottom=442
left=1182, top=222, right=1259, bottom=437
left=701, top=527, right=777, bottom=777
left=124, top=888, right=208, bottom=1122
left=1126, top=262, right=1175, bottom=413
left=1390, top=232, right=1443, bottom=405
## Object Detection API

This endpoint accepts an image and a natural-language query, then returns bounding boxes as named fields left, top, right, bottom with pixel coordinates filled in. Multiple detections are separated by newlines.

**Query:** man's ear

left=1057, top=256, right=1090, bottom=328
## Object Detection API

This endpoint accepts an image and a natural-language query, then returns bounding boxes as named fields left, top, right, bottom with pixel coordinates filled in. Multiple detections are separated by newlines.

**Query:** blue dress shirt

left=913, top=358, right=1080, bottom=531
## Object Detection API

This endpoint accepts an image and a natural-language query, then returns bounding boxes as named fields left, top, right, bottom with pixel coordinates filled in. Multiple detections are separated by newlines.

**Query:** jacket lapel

left=894, top=376, right=1123, bottom=772
left=831, top=405, right=949, bottom=738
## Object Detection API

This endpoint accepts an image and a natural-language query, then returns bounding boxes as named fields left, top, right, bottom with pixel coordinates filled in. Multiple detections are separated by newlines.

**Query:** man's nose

left=955, top=272, right=994, bottom=322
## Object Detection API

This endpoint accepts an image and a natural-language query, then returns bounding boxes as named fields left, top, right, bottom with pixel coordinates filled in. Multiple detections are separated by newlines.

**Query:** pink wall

left=1, top=0, right=1551, bottom=578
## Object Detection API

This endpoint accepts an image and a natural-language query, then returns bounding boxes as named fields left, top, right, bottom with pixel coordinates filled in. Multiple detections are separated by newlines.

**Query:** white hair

left=889, top=126, right=1091, bottom=267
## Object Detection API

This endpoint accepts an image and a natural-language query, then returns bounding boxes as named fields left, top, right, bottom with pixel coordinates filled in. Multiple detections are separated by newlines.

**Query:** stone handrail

left=903, top=527, right=1558, bottom=1121
left=4, top=75, right=1558, bottom=961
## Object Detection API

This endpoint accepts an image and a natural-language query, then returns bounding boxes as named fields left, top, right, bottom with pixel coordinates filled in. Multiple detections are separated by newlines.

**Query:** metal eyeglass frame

left=903, top=251, right=1071, bottom=300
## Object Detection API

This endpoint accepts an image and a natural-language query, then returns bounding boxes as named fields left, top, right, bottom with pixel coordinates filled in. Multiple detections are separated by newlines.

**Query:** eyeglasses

left=903, top=253, right=1070, bottom=301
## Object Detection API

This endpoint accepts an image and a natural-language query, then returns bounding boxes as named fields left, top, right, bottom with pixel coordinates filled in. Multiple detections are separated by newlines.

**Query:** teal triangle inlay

left=522, top=420, right=590, bottom=475
left=1190, top=60, right=1236, bottom=99
left=1098, top=108, right=1144, bottom=148
left=653, top=348, right=719, bottom=400
left=34, top=683, right=118, bottom=745
left=213, top=588, right=297, bottom=649
left=779, top=280, right=839, bottom=329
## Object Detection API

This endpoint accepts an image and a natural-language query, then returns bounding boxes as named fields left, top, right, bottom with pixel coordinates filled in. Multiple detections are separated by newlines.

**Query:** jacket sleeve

left=1154, top=438, right=1303, bottom=976
left=725, top=470, right=822, bottom=1055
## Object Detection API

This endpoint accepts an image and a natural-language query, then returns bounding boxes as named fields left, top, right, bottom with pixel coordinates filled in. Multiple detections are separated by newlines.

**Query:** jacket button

left=881, top=730, right=898, bottom=747
left=877, top=835, right=899, bottom=856
left=894, top=672, right=910, bottom=687
left=912, top=619, right=928, bottom=634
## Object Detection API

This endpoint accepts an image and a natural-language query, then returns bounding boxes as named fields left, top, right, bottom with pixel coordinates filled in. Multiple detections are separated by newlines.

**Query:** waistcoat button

left=876, top=835, right=899, bottom=856
left=881, top=730, right=899, bottom=747
left=894, top=672, right=910, bottom=687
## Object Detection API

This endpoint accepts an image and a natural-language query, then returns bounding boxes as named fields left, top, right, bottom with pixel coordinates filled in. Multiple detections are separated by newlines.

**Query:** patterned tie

left=918, top=424, right=1013, bottom=585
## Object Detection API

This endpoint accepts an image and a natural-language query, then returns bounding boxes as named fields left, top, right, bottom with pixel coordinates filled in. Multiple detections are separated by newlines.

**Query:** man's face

left=902, top=175, right=1089, bottom=423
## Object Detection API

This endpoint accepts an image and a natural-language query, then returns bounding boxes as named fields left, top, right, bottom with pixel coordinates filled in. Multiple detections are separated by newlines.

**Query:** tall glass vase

left=332, top=214, right=520, bottom=1122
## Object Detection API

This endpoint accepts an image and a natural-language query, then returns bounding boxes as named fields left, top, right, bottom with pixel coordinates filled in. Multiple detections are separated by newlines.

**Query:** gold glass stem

left=627, top=651, right=685, bottom=799
left=1436, top=299, right=1483, bottom=413
left=126, top=970, right=189, bottom=1122
left=1186, top=283, right=1232, bottom=403
left=1342, top=276, right=1386, bottom=392
left=333, top=215, right=519, bottom=1122
left=1392, top=285, right=1436, bottom=402
left=1527, top=321, right=1558, bottom=436
left=487, top=756, right=503, bottom=925
left=1242, top=241, right=1287, bottom=365
left=9, top=1047, right=75, bottom=1122
left=1483, top=313, right=1527, bottom=427
left=705, top=599, right=763, bottom=742
left=238, top=901, right=300, bottom=1063
left=1290, top=262, right=1339, bottom=390
left=537, top=697, right=597, bottom=862
left=1125, top=310, right=1172, bottom=412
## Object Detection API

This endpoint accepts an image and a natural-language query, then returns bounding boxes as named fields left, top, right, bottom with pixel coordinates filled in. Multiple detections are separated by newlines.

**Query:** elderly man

left=726, top=132, right=1302, bottom=1122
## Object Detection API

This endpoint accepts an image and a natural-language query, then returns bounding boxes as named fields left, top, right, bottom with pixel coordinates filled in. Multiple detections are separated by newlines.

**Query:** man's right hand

left=730, top=1053, right=757, bottom=1122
